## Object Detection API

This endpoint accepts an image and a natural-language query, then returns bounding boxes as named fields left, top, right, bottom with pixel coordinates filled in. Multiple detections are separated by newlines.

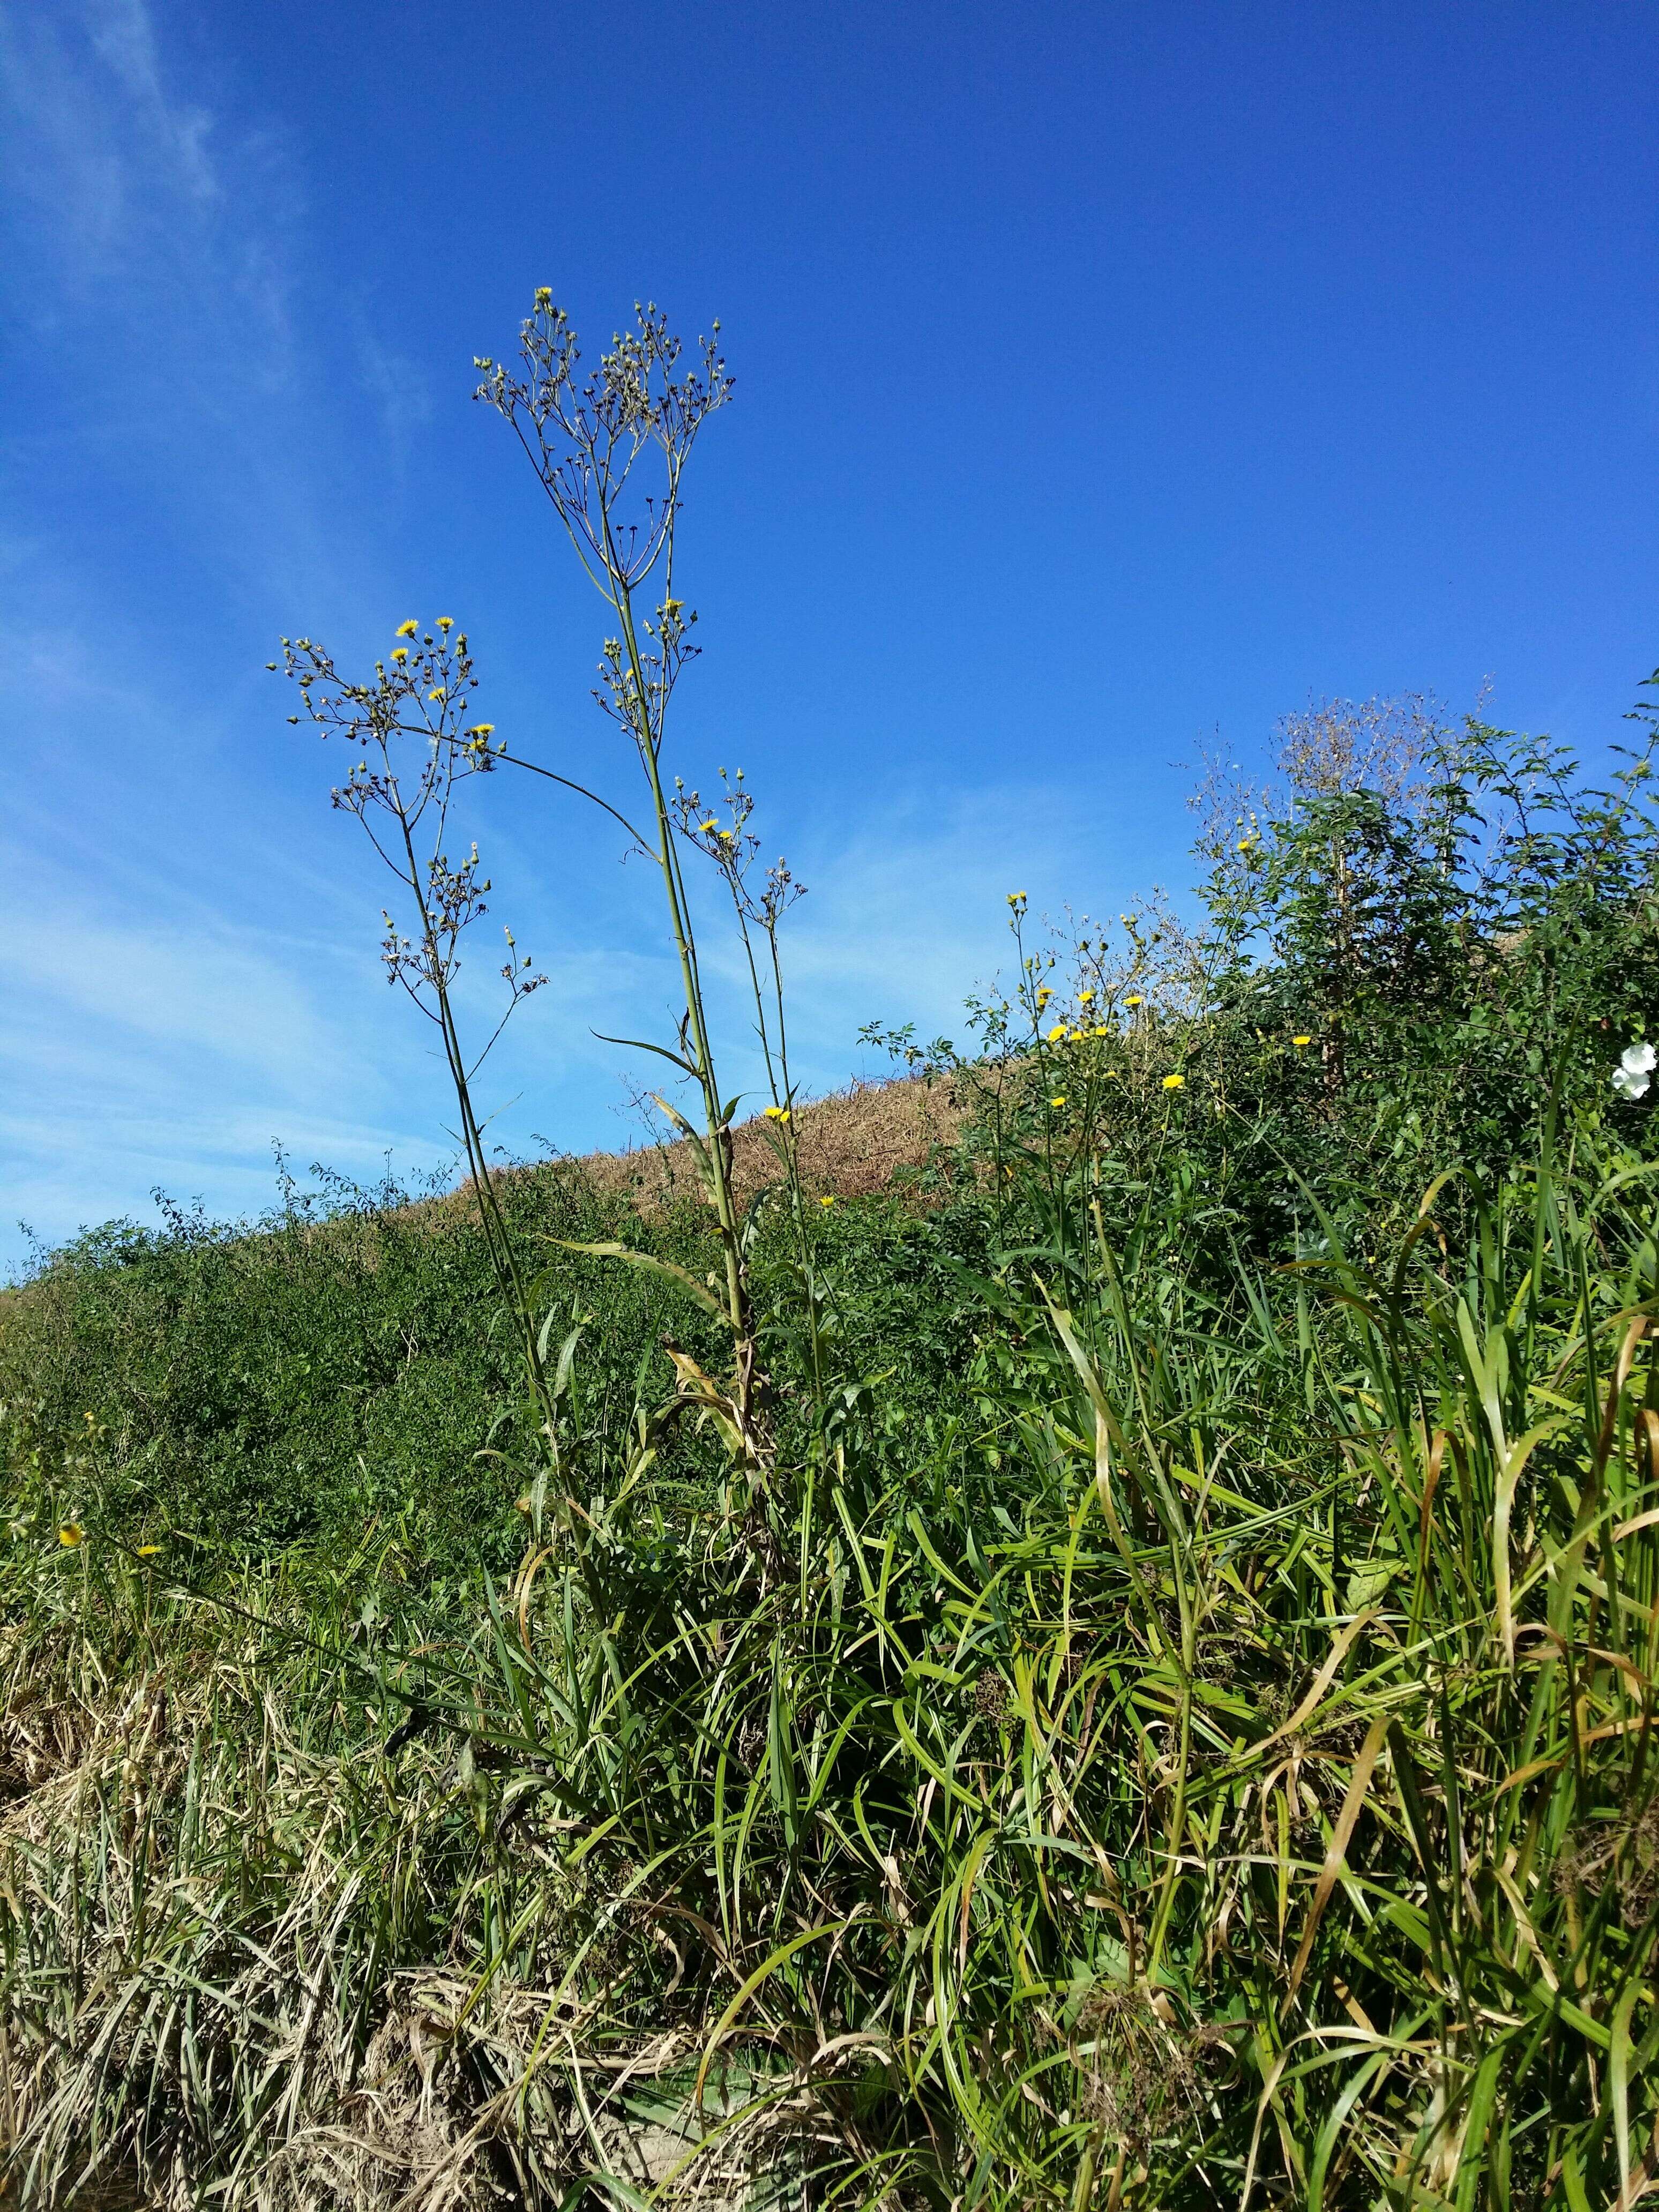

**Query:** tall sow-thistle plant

left=285, top=294, right=790, bottom=1477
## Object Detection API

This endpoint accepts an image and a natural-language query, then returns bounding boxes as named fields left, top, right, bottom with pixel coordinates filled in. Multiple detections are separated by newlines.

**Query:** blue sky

left=2, top=0, right=1655, bottom=1269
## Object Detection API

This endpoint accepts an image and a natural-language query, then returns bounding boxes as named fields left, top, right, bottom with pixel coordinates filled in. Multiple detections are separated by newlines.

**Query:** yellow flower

left=1047, top=1022, right=1068, bottom=1043
left=1035, top=987, right=1053, bottom=1007
left=428, top=687, right=446, bottom=702
left=699, top=818, right=719, bottom=832
left=1078, top=989, right=1094, bottom=1004
left=1162, top=1073, right=1185, bottom=1091
left=664, top=598, right=684, bottom=616
left=391, top=648, right=409, bottom=663
left=1124, top=994, right=1144, bottom=1008
left=1092, top=1024, right=1109, bottom=1037
left=136, top=1543, right=162, bottom=1557
left=534, top=286, right=553, bottom=306
left=1293, top=1034, right=1312, bottom=1047
left=1068, top=1029, right=1085, bottom=1043
left=764, top=1104, right=791, bottom=1123
left=718, top=828, right=734, bottom=843
left=1006, top=890, right=1026, bottom=906
left=437, top=616, right=453, bottom=631
left=1049, top=1094, right=1067, bottom=1108
left=819, top=1194, right=835, bottom=1207
left=58, top=1524, right=84, bottom=1548
left=395, top=619, right=419, bottom=638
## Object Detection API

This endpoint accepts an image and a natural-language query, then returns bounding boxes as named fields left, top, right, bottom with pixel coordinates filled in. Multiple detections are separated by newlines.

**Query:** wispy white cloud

left=682, top=779, right=1118, bottom=1094
left=0, top=0, right=395, bottom=1265
left=1, top=3, right=186, bottom=287
left=0, top=0, right=335, bottom=617
left=0, top=823, right=437, bottom=1242
left=0, top=0, right=283, bottom=334
left=791, top=787, right=1089, bottom=1016
left=2, top=900, right=327, bottom=1081
left=358, top=335, right=434, bottom=457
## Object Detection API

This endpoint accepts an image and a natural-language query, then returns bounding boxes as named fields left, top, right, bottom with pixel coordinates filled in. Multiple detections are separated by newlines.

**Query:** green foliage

left=921, top=691, right=1659, bottom=1307
left=1199, top=701, right=1659, bottom=1179
left=5, top=1115, right=1659, bottom=2210
left=0, top=1165, right=1001, bottom=1574
left=0, top=1168, right=741, bottom=1565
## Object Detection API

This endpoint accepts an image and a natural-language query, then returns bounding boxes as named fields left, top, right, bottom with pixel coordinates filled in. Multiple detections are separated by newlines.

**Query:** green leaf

left=590, top=1029, right=699, bottom=1081
left=548, top=1239, right=727, bottom=1321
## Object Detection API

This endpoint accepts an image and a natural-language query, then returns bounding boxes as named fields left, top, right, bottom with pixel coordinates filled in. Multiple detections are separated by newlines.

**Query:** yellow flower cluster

left=764, top=1104, right=791, bottom=1124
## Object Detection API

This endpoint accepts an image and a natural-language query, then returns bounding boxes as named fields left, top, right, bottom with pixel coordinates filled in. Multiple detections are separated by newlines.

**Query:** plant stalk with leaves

left=467, top=296, right=768, bottom=1462
left=278, top=619, right=555, bottom=1437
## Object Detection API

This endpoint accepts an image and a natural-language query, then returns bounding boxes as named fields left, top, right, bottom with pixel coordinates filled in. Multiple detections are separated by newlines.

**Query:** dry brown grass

left=361, top=1074, right=965, bottom=1247
left=576, top=1075, right=965, bottom=1214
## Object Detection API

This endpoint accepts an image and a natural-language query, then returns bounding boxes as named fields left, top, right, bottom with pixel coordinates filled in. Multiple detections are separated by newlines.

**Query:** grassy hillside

left=0, top=1085, right=978, bottom=1567
left=4, top=684, right=1659, bottom=2210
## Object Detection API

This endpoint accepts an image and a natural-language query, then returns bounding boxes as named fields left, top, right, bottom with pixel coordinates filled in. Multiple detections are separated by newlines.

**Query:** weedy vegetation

left=4, top=295, right=1659, bottom=2212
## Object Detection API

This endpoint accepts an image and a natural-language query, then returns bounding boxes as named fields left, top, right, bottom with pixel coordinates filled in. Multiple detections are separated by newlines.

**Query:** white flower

left=1612, top=1041, right=1656, bottom=1100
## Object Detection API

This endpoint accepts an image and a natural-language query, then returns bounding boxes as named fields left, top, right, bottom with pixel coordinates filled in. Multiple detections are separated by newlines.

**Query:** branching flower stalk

left=674, top=769, right=827, bottom=1410
left=277, top=623, right=556, bottom=1436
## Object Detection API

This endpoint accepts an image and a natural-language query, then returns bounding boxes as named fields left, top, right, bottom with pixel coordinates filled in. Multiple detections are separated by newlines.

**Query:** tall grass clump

left=2, top=294, right=1657, bottom=2211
